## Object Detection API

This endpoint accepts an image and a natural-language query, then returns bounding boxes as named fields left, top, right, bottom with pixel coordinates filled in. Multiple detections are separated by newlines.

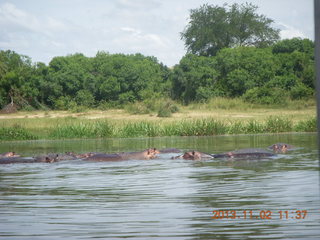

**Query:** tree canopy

left=181, top=3, right=280, bottom=56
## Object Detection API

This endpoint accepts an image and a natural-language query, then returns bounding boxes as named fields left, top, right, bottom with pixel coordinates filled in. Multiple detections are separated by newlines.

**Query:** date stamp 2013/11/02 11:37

left=211, top=210, right=308, bottom=220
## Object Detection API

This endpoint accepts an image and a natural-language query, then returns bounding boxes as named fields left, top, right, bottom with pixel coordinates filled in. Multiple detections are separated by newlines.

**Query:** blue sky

left=0, top=0, right=314, bottom=67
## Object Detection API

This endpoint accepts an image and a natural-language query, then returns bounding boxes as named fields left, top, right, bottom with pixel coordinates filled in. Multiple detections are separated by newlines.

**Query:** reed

left=49, top=121, right=114, bottom=139
left=0, top=125, right=38, bottom=141
left=294, top=117, right=317, bottom=132
left=0, top=115, right=317, bottom=141
left=119, top=122, right=160, bottom=138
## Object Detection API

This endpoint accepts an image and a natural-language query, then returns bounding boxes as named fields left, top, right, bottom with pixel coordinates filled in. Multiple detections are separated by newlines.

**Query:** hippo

left=63, top=152, right=96, bottom=160
left=212, top=148, right=275, bottom=159
left=268, top=143, right=294, bottom=153
left=86, top=153, right=123, bottom=162
left=34, top=154, right=59, bottom=163
left=118, top=148, right=159, bottom=160
left=86, top=148, right=159, bottom=162
left=172, top=151, right=213, bottom=160
left=159, top=148, right=182, bottom=154
left=0, top=152, right=20, bottom=158
left=0, top=155, right=58, bottom=164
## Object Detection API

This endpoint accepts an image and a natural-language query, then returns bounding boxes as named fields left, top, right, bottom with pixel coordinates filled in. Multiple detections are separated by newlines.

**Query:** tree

left=181, top=3, right=280, bottom=56
left=215, top=47, right=276, bottom=97
left=171, top=54, right=218, bottom=103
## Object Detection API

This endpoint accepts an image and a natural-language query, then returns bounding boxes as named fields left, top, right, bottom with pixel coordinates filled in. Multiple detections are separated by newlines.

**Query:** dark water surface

left=0, top=133, right=319, bottom=239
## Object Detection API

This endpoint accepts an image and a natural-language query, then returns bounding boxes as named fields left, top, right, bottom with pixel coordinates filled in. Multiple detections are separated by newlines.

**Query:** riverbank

left=0, top=103, right=316, bottom=141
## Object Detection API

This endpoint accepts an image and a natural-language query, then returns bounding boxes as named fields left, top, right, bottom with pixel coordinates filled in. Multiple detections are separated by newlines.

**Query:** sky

left=0, top=0, right=314, bottom=67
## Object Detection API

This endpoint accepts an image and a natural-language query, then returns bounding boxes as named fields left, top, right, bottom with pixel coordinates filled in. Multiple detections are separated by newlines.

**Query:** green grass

left=0, top=125, right=38, bottom=141
left=0, top=116, right=316, bottom=141
left=0, top=98, right=316, bottom=141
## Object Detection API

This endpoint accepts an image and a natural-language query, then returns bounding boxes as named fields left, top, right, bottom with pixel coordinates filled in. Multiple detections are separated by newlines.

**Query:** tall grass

left=0, top=116, right=317, bottom=141
left=0, top=125, right=38, bottom=141
left=49, top=121, right=114, bottom=139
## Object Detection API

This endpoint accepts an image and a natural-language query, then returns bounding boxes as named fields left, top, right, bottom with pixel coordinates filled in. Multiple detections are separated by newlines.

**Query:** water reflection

left=0, top=133, right=319, bottom=239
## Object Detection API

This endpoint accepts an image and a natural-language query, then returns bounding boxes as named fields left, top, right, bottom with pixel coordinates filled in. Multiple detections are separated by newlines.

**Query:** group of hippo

left=0, top=143, right=294, bottom=165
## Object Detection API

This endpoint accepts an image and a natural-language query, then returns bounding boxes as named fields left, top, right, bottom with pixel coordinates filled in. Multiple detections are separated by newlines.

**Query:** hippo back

left=86, top=154, right=123, bottom=162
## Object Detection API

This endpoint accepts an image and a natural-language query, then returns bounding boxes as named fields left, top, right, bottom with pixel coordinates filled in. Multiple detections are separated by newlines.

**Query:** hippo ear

left=147, top=150, right=150, bottom=155
left=192, top=151, right=195, bottom=155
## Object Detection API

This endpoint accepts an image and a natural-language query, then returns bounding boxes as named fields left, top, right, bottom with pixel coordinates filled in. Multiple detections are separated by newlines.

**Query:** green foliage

left=215, top=47, right=276, bottom=97
left=242, top=87, right=288, bottom=105
left=264, top=116, right=292, bottom=133
left=125, top=102, right=151, bottom=115
left=75, top=90, right=95, bottom=107
left=157, top=100, right=179, bottom=118
left=181, top=3, right=279, bottom=56
left=49, top=121, right=114, bottom=139
left=0, top=34, right=315, bottom=110
left=119, top=122, right=159, bottom=137
left=172, top=54, right=217, bottom=103
left=290, top=83, right=314, bottom=100
left=272, top=38, right=314, bottom=54
left=53, top=96, right=77, bottom=110
left=294, top=117, right=317, bottom=132
left=0, top=125, right=38, bottom=141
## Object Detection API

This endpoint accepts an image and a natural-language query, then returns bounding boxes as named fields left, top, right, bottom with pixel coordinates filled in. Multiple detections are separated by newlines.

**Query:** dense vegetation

left=0, top=37, right=314, bottom=110
left=0, top=3, right=315, bottom=111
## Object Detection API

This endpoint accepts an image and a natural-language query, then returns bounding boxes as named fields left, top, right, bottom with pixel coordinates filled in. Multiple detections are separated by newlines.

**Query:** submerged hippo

left=0, top=157, right=35, bottom=164
left=212, top=148, right=275, bottom=159
left=268, top=143, right=294, bottom=153
left=86, top=148, right=159, bottom=162
left=34, top=154, right=60, bottom=163
left=62, top=152, right=96, bottom=160
left=0, top=154, right=59, bottom=164
left=159, top=148, right=182, bottom=154
left=86, top=153, right=123, bottom=162
left=0, top=152, right=20, bottom=158
left=172, top=151, right=213, bottom=160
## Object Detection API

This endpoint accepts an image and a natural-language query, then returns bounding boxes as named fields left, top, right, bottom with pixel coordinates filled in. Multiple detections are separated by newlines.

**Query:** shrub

left=54, top=96, right=77, bottom=110
left=157, top=100, right=179, bottom=117
left=125, top=102, right=150, bottom=114
left=290, top=83, right=314, bottom=100
left=294, top=117, right=317, bottom=132
left=75, top=90, right=95, bottom=107
left=243, top=87, right=288, bottom=105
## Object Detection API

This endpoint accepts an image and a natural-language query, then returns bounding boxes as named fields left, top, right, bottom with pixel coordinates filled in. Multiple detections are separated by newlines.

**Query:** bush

left=75, top=90, right=95, bottom=107
left=54, top=96, right=77, bottom=110
left=290, top=83, right=314, bottom=100
left=294, top=117, right=317, bottom=132
left=157, top=100, right=179, bottom=117
left=243, top=87, right=288, bottom=105
left=157, top=107, right=172, bottom=117
left=125, top=102, right=150, bottom=114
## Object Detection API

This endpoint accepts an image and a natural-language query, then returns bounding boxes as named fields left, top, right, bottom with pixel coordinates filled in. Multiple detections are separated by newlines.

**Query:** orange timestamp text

left=211, top=210, right=308, bottom=220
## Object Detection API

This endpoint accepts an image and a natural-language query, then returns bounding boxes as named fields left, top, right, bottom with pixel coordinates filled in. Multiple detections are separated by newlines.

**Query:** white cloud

left=0, top=0, right=314, bottom=67
left=278, top=22, right=307, bottom=39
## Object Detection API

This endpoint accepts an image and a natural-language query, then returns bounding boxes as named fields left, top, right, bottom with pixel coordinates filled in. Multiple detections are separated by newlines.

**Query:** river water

left=0, top=133, right=319, bottom=239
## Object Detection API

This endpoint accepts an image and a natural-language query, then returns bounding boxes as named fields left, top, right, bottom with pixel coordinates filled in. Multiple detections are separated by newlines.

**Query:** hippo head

left=44, top=154, right=59, bottom=163
left=4, top=152, right=15, bottom=157
left=81, top=152, right=96, bottom=158
left=145, top=148, right=160, bottom=159
left=181, top=151, right=202, bottom=160
left=272, top=144, right=288, bottom=153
